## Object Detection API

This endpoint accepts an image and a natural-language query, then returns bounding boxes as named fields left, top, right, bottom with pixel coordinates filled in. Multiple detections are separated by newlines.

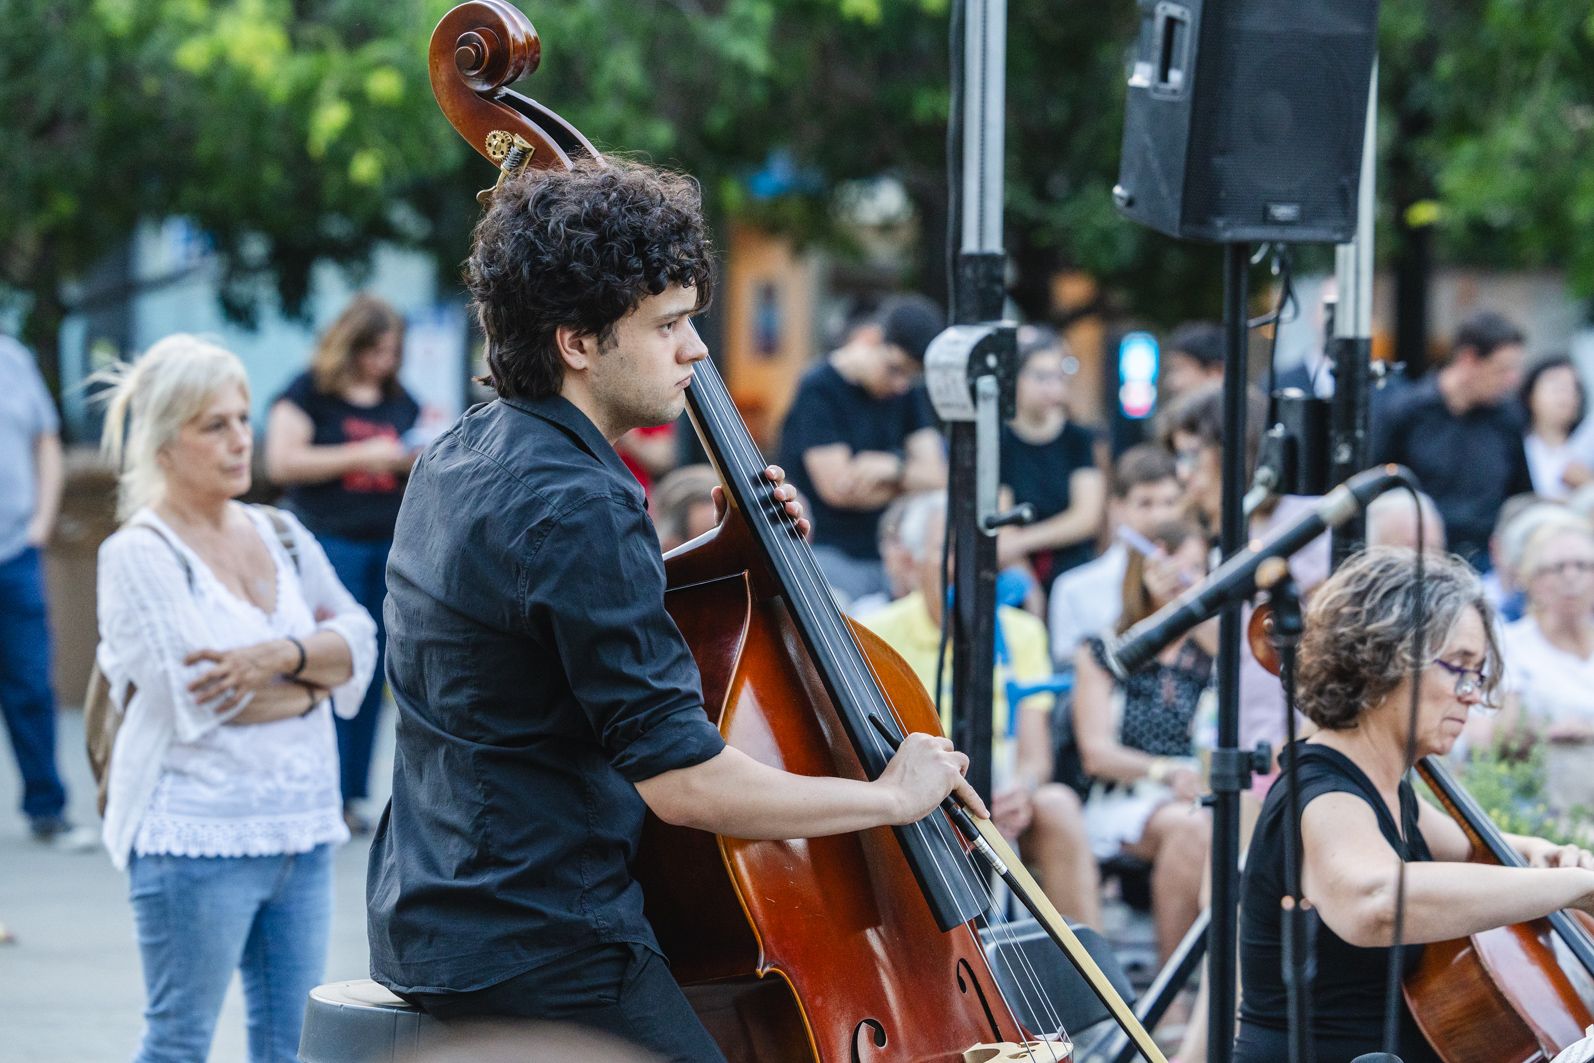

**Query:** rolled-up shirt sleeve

left=527, top=492, right=725, bottom=782
left=275, top=510, right=377, bottom=720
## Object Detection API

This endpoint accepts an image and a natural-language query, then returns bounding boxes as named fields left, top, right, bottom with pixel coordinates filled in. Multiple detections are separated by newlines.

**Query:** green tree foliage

left=6, top=0, right=1591, bottom=387
left=0, top=0, right=480, bottom=379
left=1380, top=1, right=1594, bottom=296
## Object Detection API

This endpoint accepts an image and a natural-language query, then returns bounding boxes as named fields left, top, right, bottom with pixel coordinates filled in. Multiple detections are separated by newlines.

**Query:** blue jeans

left=0, top=545, right=66, bottom=820
left=317, top=534, right=391, bottom=802
left=129, top=845, right=334, bottom=1063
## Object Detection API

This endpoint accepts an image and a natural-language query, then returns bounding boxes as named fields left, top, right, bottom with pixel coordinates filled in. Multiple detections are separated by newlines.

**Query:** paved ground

left=0, top=706, right=393, bottom=1062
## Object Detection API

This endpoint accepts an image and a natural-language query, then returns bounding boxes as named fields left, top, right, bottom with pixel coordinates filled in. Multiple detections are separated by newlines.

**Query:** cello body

left=1402, top=757, right=1594, bottom=1063
left=1404, top=918, right=1594, bottom=1063
left=641, top=517, right=1038, bottom=1061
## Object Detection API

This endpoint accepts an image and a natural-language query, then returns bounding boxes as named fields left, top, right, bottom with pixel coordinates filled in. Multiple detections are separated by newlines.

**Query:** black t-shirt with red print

left=276, top=370, right=420, bottom=541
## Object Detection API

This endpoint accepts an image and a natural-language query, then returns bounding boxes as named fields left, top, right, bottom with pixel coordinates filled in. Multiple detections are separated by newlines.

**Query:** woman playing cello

left=1235, top=546, right=1594, bottom=1063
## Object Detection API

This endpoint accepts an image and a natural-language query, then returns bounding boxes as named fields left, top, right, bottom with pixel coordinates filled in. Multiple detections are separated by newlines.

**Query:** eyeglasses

left=1533, top=559, right=1594, bottom=579
left=1431, top=657, right=1496, bottom=714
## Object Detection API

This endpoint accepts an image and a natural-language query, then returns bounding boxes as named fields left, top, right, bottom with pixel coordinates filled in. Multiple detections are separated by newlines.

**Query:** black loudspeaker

left=1113, top=0, right=1381, bottom=244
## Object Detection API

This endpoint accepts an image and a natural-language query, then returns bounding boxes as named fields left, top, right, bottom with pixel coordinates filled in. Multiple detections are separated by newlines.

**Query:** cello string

left=690, top=364, right=1065, bottom=1058
left=693, top=367, right=1069, bottom=1058
left=690, top=372, right=1058, bottom=1061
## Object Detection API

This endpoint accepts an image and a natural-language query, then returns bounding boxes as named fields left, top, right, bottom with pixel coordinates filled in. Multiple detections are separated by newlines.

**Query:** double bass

left=1250, top=587, right=1594, bottom=1062
left=428, top=4, right=1164, bottom=1061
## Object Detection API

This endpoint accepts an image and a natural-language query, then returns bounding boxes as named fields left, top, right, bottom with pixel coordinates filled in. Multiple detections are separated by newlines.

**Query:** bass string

left=690, top=364, right=1069, bottom=1059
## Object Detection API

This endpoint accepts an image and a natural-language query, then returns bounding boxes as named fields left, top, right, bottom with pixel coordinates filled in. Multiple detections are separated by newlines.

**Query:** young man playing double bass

left=366, top=159, right=986, bottom=1062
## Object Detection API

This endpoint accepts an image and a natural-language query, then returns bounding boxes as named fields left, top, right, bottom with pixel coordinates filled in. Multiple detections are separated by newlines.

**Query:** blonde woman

left=96, top=335, right=376, bottom=1063
left=264, top=293, right=418, bottom=832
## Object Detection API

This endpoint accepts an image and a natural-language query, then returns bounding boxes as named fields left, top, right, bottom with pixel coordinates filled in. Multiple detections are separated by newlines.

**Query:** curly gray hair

left=1297, top=546, right=1501, bottom=729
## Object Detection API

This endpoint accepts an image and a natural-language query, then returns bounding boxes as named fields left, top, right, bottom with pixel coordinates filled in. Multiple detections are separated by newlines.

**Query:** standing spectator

left=862, top=493, right=1100, bottom=927
left=1369, top=310, right=1531, bottom=569
left=1522, top=354, right=1587, bottom=498
left=264, top=293, right=418, bottom=834
left=995, top=326, right=1106, bottom=585
left=1049, top=445, right=1183, bottom=668
left=0, top=334, right=80, bottom=845
left=1072, top=517, right=1214, bottom=962
left=777, top=294, right=947, bottom=606
left=94, top=335, right=376, bottom=1063
left=1161, top=321, right=1226, bottom=404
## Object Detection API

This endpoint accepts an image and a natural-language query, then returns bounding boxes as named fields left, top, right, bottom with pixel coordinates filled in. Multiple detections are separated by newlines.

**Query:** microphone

left=1100, top=465, right=1416, bottom=679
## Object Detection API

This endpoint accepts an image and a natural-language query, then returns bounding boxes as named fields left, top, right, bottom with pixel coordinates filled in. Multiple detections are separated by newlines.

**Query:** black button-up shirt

left=1369, top=376, right=1532, bottom=566
left=367, top=395, right=727, bottom=995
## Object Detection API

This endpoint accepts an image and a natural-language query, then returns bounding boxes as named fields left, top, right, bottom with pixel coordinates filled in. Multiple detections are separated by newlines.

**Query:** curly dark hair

left=464, top=158, right=716, bottom=400
left=1297, top=547, right=1502, bottom=730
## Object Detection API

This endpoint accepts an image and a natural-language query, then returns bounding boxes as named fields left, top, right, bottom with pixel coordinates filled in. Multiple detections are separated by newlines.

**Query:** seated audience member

left=1160, top=383, right=1305, bottom=771
left=1161, top=321, right=1226, bottom=404
left=1072, top=518, right=1214, bottom=962
left=1369, top=309, right=1531, bottom=570
left=615, top=422, right=679, bottom=496
left=1499, top=517, right=1594, bottom=813
left=776, top=296, right=948, bottom=607
left=1234, top=548, right=1594, bottom=1063
left=651, top=464, right=721, bottom=553
left=849, top=492, right=917, bottom=619
left=1159, top=381, right=1269, bottom=538
left=1365, top=489, right=1447, bottom=552
left=1484, top=497, right=1570, bottom=621
left=1521, top=354, right=1585, bottom=499
left=1049, top=445, right=1183, bottom=668
left=996, top=326, right=1105, bottom=585
left=863, top=493, right=1100, bottom=928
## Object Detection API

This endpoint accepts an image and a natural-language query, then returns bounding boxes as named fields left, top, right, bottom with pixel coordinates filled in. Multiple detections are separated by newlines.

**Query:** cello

left=1249, top=588, right=1594, bottom=1062
left=428, top=3, right=1165, bottom=1061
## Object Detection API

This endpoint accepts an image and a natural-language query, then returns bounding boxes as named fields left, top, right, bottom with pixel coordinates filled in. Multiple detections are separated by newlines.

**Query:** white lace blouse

left=95, top=504, right=377, bottom=869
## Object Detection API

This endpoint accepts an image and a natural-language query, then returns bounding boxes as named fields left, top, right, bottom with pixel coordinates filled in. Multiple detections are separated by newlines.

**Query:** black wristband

left=285, top=635, right=307, bottom=677
left=302, top=684, right=318, bottom=715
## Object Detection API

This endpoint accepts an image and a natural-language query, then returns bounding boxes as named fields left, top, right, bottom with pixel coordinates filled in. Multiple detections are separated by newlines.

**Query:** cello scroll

left=428, top=0, right=599, bottom=194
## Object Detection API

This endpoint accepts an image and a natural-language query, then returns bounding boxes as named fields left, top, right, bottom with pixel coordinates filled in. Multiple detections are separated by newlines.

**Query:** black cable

left=946, top=0, right=963, bottom=308
left=934, top=0, right=963, bottom=732
left=1250, top=245, right=1296, bottom=403
left=935, top=499, right=954, bottom=729
left=1381, top=488, right=1427, bottom=1056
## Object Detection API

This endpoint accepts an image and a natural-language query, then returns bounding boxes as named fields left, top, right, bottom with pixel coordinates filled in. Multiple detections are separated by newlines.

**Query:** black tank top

left=1235, top=741, right=1441, bottom=1063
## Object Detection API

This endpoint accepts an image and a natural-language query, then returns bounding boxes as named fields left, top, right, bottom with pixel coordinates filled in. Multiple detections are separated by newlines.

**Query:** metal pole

left=1329, top=59, right=1379, bottom=566
left=948, top=0, right=1008, bottom=802
left=1207, top=243, right=1251, bottom=1063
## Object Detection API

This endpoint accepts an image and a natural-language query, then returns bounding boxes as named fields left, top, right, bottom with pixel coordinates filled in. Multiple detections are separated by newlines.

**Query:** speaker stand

left=1206, top=241, right=1253, bottom=1063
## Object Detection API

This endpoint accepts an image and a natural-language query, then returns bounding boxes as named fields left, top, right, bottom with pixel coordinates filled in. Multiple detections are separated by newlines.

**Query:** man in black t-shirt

left=1370, top=310, right=1531, bottom=569
left=776, top=295, right=947, bottom=606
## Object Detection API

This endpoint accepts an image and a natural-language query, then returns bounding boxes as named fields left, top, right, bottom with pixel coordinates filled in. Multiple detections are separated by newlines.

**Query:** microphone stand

left=1328, top=60, right=1379, bottom=566
left=1267, top=570, right=1315, bottom=1063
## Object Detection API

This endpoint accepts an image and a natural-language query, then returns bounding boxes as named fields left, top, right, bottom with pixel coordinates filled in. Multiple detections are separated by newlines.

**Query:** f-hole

left=850, top=1018, right=887, bottom=1062
left=957, top=957, right=1004, bottom=1042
